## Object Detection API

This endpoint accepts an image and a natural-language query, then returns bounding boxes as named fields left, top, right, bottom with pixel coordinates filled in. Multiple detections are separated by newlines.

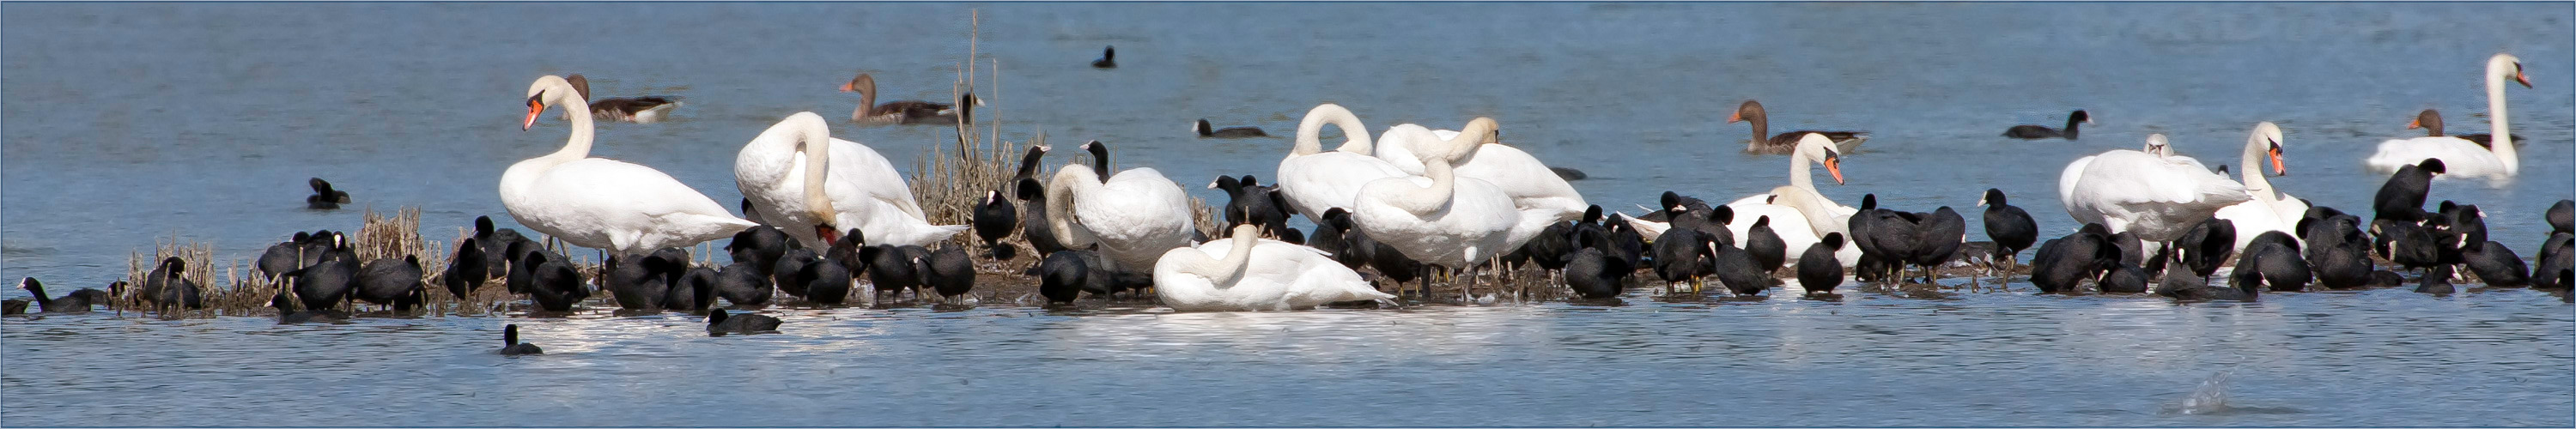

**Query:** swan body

left=2060, top=136, right=2251, bottom=243
left=1621, top=134, right=1856, bottom=266
left=1352, top=118, right=1528, bottom=269
left=1375, top=124, right=1589, bottom=228
left=736, top=112, right=963, bottom=249
left=2211, top=122, right=2307, bottom=251
left=501, top=76, right=755, bottom=254
left=1154, top=225, right=1394, bottom=311
left=2366, top=53, right=2527, bottom=182
left=1275, top=104, right=1409, bottom=222
left=1048, top=142, right=1196, bottom=274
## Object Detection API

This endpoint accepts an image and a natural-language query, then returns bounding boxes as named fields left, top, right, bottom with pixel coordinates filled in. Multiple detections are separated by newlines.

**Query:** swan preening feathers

left=734, top=112, right=965, bottom=249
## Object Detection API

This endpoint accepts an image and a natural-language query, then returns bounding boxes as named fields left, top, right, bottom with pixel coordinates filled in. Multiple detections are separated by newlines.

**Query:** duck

left=2372, top=159, right=2444, bottom=224
left=2060, top=134, right=2251, bottom=245
left=2003, top=110, right=2091, bottom=140
left=352, top=255, right=427, bottom=312
left=505, top=75, right=756, bottom=255
left=1274, top=104, right=1409, bottom=222
left=306, top=178, right=349, bottom=209
left=1151, top=225, right=1395, bottom=311
left=1195, top=119, right=1268, bottom=138
left=2210, top=122, right=2308, bottom=251
left=19, top=278, right=106, bottom=313
left=1044, top=141, right=1197, bottom=275
left=923, top=244, right=976, bottom=304
left=1728, top=100, right=1868, bottom=154
left=705, top=309, right=782, bottom=336
left=841, top=72, right=955, bottom=125
left=142, top=257, right=206, bottom=311
left=1350, top=118, right=1526, bottom=287
left=2406, top=109, right=2523, bottom=148
left=1978, top=189, right=2038, bottom=276
left=738, top=112, right=963, bottom=250
left=1797, top=233, right=1848, bottom=298
left=2366, top=53, right=2527, bottom=182
left=971, top=190, right=1018, bottom=259
left=497, top=324, right=544, bottom=356
left=713, top=261, right=774, bottom=307
left=1373, top=121, right=1588, bottom=233
left=1091, top=45, right=1116, bottom=69
left=564, top=74, right=683, bottom=124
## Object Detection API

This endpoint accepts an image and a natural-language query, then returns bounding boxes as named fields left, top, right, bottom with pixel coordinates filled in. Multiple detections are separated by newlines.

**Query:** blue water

left=4, top=3, right=2572, bottom=426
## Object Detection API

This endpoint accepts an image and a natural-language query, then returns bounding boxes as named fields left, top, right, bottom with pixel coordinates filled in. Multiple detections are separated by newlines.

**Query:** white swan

left=2366, top=53, right=2528, bottom=182
left=2060, top=135, right=2251, bottom=243
left=2211, top=122, right=2307, bottom=251
left=1351, top=118, right=1528, bottom=269
left=1274, top=104, right=1408, bottom=223
left=1047, top=141, right=1196, bottom=274
left=1154, top=225, right=1396, bottom=311
left=501, top=75, right=756, bottom=254
left=735, top=112, right=966, bottom=249
left=1374, top=124, right=1589, bottom=227
left=1618, top=134, right=1857, bottom=267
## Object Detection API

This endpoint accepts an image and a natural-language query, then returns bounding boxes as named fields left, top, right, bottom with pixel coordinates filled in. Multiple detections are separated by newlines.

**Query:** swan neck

left=2486, top=64, right=2518, bottom=173
left=1188, top=231, right=1261, bottom=283
left=800, top=120, right=835, bottom=220
left=551, top=85, right=595, bottom=161
left=1788, top=148, right=1813, bottom=192
left=1392, top=160, right=1456, bottom=215
left=2239, top=132, right=2271, bottom=192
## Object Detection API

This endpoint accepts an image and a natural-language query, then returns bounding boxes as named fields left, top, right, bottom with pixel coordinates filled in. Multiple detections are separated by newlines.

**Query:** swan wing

left=2364, top=136, right=2505, bottom=178
left=1277, top=152, right=1406, bottom=221
left=523, top=159, right=750, bottom=251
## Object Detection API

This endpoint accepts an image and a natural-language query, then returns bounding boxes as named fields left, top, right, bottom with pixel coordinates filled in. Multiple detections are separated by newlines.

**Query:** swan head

left=1727, top=100, right=1765, bottom=124
left=523, top=75, right=577, bottom=130
left=2251, top=122, right=2286, bottom=177
left=1227, top=224, right=1261, bottom=240
left=1424, top=118, right=1501, bottom=162
left=840, top=72, right=875, bottom=94
left=2490, top=53, right=2530, bottom=88
left=2142, top=134, right=2172, bottom=156
left=1795, top=133, right=1844, bottom=184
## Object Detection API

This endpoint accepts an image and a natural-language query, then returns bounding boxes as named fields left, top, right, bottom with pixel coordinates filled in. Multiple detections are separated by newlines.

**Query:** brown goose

left=1728, top=100, right=1868, bottom=154
left=2409, top=108, right=2523, bottom=149
left=840, top=72, right=955, bottom=125
left=565, top=74, right=682, bottom=124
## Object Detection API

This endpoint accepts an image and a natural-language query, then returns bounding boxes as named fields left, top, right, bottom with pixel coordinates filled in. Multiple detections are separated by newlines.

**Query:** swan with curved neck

left=1276, top=104, right=1408, bottom=223
left=1350, top=117, right=1527, bottom=270
left=1045, top=141, right=1194, bottom=274
left=2213, top=122, right=2308, bottom=251
left=1372, top=118, right=1589, bottom=229
left=2059, top=133, right=2251, bottom=243
left=1152, top=225, right=1395, bottom=311
left=2366, top=53, right=2527, bottom=181
left=502, top=75, right=755, bottom=254
left=1783, top=133, right=1845, bottom=193
left=736, top=112, right=967, bottom=249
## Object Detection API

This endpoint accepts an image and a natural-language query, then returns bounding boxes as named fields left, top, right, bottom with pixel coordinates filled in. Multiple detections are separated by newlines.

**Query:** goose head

left=2409, top=109, right=2444, bottom=136
left=522, top=75, right=579, bottom=130
left=839, top=72, right=876, bottom=94
left=1795, top=133, right=1844, bottom=184
left=1727, top=100, right=1765, bottom=124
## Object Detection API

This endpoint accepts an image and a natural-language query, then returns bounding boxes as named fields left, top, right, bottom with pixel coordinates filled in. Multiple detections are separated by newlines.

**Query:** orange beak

left=2516, top=71, right=2531, bottom=88
left=1726, top=111, right=1743, bottom=124
left=838, top=82, right=854, bottom=93
left=2268, top=148, right=2287, bottom=176
left=1826, top=158, right=1845, bottom=184
left=2406, top=118, right=2421, bottom=130
left=815, top=225, right=841, bottom=245
left=522, top=99, right=544, bottom=130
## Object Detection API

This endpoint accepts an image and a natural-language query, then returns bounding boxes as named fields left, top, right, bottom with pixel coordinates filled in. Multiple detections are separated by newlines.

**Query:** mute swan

left=1153, top=225, right=1394, bottom=311
left=2003, top=110, right=2090, bottom=140
left=2211, top=122, right=2307, bottom=251
left=841, top=72, right=956, bottom=124
left=2059, top=134, right=2251, bottom=243
left=1275, top=103, right=1408, bottom=222
left=1624, top=134, right=1860, bottom=266
left=736, top=112, right=966, bottom=249
left=1352, top=118, right=1530, bottom=274
left=1047, top=141, right=1196, bottom=275
left=2408, top=109, right=2522, bottom=148
left=1729, top=100, right=1868, bottom=154
left=2366, top=53, right=2528, bottom=182
left=566, top=74, right=682, bottom=124
left=502, top=75, right=756, bottom=254
left=1374, top=123, right=1589, bottom=232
